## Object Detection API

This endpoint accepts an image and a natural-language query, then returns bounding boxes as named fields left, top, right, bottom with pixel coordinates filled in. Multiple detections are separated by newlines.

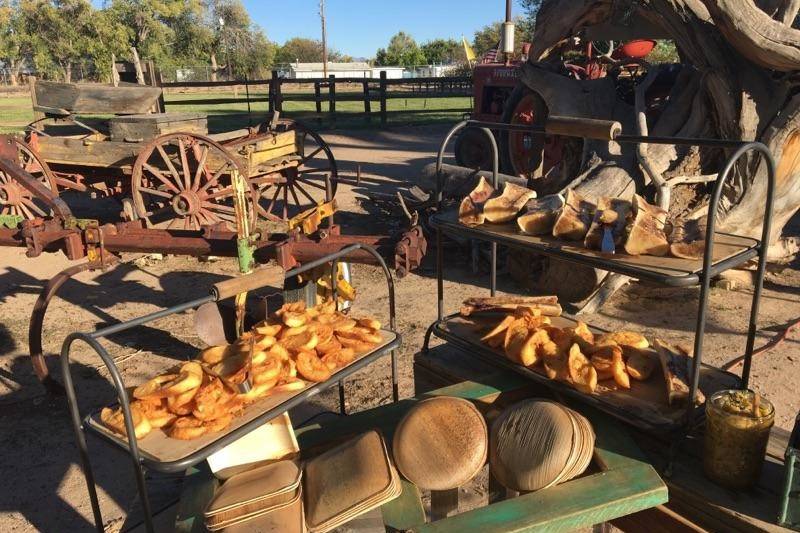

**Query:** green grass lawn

left=0, top=90, right=472, bottom=134
left=0, top=95, right=34, bottom=134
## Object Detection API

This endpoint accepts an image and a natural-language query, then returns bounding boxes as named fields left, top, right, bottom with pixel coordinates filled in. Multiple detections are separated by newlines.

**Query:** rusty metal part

left=28, top=253, right=119, bottom=391
left=274, top=225, right=395, bottom=271
left=1, top=215, right=427, bottom=279
left=287, top=200, right=336, bottom=234
left=394, top=225, right=427, bottom=278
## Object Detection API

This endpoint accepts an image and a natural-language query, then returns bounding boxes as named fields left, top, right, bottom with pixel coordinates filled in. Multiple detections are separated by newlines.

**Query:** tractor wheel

left=454, top=127, right=494, bottom=171
left=499, top=84, right=581, bottom=193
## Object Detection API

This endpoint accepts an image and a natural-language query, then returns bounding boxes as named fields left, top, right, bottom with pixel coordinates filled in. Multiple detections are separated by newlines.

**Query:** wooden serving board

left=86, top=331, right=397, bottom=463
left=440, top=316, right=738, bottom=430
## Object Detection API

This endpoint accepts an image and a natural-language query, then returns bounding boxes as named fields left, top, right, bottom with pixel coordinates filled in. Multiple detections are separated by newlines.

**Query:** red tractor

left=454, top=38, right=660, bottom=191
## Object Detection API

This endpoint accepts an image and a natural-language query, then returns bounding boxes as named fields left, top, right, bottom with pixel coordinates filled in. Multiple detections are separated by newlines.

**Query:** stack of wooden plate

left=490, top=399, right=595, bottom=492
left=303, top=430, right=401, bottom=533
left=392, top=396, right=488, bottom=491
left=204, top=460, right=302, bottom=531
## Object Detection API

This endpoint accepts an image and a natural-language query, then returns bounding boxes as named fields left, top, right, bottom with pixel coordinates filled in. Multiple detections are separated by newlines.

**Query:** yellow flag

left=462, top=36, right=476, bottom=63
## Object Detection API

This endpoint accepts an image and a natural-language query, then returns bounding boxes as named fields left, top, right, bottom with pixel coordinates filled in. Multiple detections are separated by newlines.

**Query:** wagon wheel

left=131, top=133, right=257, bottom=231
left=0, top=139, right=58, bottom=220
left=255, top=122, right=338, bottom=223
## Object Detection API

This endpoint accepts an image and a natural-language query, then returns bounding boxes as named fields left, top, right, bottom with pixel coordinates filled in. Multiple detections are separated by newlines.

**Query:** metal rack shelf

left=431, top=210, right=759, bottom=287
left=430, top=314, right=740, bottom=433
left=83, top=330, right=399, bottom=471
left=60, top=243, right=401, bottom=533
left=424, top=118, right=776, bottom=436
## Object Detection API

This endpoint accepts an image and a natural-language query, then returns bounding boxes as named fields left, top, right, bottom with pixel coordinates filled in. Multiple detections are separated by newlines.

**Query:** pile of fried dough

left=480, top=308, right=659, bottom=395
left=101, top=300, right=384, bottom=441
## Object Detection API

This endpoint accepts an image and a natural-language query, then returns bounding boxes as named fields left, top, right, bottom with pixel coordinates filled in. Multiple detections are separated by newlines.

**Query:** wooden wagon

left=1, top=80, right=338, bottom=228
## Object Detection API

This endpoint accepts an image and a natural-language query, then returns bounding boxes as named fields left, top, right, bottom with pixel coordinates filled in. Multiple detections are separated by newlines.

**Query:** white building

left=282, top=62, right=407, bottom=79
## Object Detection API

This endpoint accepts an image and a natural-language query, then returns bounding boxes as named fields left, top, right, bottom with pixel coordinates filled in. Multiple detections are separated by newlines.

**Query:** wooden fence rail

left=160, top=70, right=473, bottom=125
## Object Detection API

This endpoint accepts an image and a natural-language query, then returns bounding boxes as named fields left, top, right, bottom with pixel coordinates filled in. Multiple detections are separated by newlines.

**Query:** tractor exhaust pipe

left=502, top=0, right=515, bottom=61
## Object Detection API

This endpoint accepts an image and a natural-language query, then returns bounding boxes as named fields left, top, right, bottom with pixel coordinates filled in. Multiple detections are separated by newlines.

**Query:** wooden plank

left=381, top=479, right=427, bottom=531
left=410, top=464, right=667, bottom=533
left=174, top=466, right=218, bottom=533
left=34, top=81, right=162, bottom=115
left=37, top=136, right=141, bottom=168
left=162, top=79, right=271, bottom=88
left=29, top=77, right=44, bottom=122
left=611, top=505, right=707, bottom=533
left=314, top=82, right=322, bottom=114
left=380, top=71, right=388, bottom=125
left=165, top=97, right=270, bottom=106
left=328, top=75, right=336, bottom=126
left=363, top=80, right=371, bottom=121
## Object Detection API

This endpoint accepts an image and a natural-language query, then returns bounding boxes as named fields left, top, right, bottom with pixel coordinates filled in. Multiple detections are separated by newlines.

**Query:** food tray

left=433, top=315, right=739, bottom=432
left=85, top=330, right=399, bottom=470
left=431, top=210, right=759, bottom=286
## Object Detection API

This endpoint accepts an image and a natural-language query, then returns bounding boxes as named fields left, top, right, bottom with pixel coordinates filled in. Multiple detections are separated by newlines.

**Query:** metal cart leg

left=62, top=334, right=157, bottom=533
left=62, top=368, right=104, bottom=532
left=391, top=349, right=399, bottom=402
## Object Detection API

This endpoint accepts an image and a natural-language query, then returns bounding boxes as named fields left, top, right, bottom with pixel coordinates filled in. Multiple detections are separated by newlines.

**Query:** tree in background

left=420, top=38, right=461, bottom=64
left=210, top=0, right=275, bottom=79
left=517, top=0, right=541, bottom=42
left=275, top=37, right=341, bottom=65
left=0, top=0, right=30, bottom=85
left=375, top=31, right=426, bottom=67
left=472, top=18, right=527, bottom=57
left=22, top=0, right=96, bottom=82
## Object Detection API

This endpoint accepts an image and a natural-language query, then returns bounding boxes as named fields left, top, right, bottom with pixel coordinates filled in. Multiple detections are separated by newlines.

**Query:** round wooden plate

left=490, top=399, right=575, bottom=492
left=392, top=396, right=488, bottom=491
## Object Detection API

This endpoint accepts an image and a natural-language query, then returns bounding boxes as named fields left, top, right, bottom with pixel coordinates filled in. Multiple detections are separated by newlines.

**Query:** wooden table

left=173, top=373, right=667, bottom=532
left=415, top=344, right=793, bottom=533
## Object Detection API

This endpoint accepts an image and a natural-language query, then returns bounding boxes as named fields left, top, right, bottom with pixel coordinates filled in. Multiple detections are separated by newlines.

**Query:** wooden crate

left=109, top=113, right=208, bottom=142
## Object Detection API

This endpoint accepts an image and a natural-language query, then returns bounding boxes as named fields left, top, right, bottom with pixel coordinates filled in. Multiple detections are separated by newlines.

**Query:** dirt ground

left=1, top=124, right=799, bottom=532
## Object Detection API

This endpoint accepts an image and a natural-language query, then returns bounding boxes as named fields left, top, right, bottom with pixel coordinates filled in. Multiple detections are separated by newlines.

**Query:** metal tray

left=431, top=210, right=759, bottom=286
left=85, top=330, right=399, bottom=472
left=433, top=315, right=739, bottom=433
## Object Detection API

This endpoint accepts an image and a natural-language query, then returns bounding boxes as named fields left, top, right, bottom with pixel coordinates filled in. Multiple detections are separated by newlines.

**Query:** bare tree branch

left=701, top=0, right=800, bottom=71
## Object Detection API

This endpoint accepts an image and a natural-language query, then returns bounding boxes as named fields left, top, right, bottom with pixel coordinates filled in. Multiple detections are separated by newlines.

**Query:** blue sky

left=244, top=0, right=524, bottom=58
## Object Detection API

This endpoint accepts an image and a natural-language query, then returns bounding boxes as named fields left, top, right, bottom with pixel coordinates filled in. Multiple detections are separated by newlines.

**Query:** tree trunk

left=524, top=0, right=800, bottom=245
left=211, top=52, right=218, bottom=82
left=9, top=59, right=20, bottom=86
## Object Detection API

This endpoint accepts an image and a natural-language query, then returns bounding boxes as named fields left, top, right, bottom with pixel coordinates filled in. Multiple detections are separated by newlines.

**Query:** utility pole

left=319, top=0, right=328, bottom=77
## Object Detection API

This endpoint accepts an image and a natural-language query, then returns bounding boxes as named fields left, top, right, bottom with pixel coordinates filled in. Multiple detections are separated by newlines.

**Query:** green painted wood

left=381, top=479, right=427, bottom=531
left=410, top=464, right=667, bottom=533
left=174, top=465, right=218, bottom=533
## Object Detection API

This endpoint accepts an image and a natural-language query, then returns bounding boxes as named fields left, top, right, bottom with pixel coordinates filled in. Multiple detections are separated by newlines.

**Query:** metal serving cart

left=422, top=117, right=775, bottom=436
left=59, top=244, right=401, bottom=533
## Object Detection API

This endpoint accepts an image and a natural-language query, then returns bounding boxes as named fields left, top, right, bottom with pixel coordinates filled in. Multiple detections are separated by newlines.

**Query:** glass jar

left=703, top=390, right=774, bottom=490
